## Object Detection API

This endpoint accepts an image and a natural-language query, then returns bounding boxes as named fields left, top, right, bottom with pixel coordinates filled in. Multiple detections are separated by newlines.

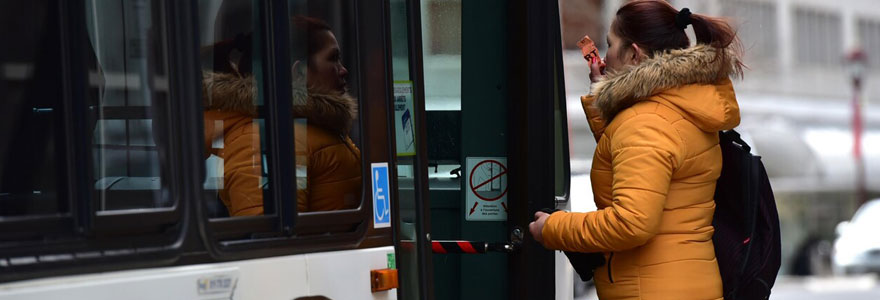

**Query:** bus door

left=389, top=1, right=572, bottom=300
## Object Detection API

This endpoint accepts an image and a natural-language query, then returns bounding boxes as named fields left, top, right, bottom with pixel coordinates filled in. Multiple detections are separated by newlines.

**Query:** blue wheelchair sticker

left=371, top=163, right=391, bottom=228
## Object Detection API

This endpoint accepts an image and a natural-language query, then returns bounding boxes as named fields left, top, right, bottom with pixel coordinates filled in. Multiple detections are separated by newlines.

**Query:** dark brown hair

left=201, top=15, right=332, bottom=76
left=200, top=33, right=253, bottom=75
left=290, top=16, right=332, bottom=65
left=612, top=0, right=744, bottom=77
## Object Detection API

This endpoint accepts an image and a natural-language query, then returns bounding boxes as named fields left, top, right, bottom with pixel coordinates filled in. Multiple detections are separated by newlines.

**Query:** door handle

left=555, top=195, right=567, bottom=205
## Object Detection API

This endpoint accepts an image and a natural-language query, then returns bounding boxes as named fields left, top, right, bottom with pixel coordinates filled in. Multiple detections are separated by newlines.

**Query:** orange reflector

left=370, top=268, right=399, bottom=292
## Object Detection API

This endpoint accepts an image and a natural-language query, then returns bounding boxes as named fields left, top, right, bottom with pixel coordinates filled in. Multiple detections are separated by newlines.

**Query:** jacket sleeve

left=223, top=123, right=265, bottom=216
left=581, top=95, right=606, bottom=142
left=542, top=113, right=684, bottom=252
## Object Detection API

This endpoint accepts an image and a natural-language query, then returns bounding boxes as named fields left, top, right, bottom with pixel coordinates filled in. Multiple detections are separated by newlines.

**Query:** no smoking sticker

left=465, top=157, right=508, bottom=221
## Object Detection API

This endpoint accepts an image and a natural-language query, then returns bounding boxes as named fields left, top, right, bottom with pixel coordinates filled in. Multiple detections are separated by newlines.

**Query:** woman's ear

left=291, top=60, right=307, bottom=81
left=630, top=43, right=645, bottom=64
left=227, top=49, right=243, bottom=76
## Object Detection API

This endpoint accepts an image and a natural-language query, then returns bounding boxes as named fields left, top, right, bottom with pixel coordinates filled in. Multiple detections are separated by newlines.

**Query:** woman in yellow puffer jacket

left=529, top=1, right=746, bottom=299
left=202, top=72, right=361, bottom=215
left=202, top=16, right=360, bottom=216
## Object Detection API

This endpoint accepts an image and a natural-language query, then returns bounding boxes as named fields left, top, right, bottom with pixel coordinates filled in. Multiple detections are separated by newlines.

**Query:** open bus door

left=389, top=1, right=572, bottom=299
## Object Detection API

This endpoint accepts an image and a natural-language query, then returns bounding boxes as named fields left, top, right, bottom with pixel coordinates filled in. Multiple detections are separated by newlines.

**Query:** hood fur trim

left=203, top=72, right=358, bottom=135
left=593, top=44, right=741, bottom=122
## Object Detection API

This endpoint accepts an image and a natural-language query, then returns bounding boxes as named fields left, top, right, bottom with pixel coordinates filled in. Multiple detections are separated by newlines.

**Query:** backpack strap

left=721, top=129, right=751, bottom=153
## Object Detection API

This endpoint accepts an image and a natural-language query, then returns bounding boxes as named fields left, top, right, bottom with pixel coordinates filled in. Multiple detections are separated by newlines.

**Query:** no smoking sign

left=465, top=157, right=508, bottom=221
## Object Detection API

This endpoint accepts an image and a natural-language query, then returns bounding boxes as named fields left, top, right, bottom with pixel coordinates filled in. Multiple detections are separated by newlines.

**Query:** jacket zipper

left=608, top=252, right=614, bottom=283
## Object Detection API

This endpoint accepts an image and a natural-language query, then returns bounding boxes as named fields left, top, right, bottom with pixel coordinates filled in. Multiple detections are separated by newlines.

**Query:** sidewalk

left=575, top=275, right=880, bottom=300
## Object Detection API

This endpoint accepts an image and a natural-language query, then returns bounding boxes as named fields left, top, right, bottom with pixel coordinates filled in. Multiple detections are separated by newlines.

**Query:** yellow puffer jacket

left=542, top=45, right=741, bottom=300
left=203, top=72, right=361, bottom=216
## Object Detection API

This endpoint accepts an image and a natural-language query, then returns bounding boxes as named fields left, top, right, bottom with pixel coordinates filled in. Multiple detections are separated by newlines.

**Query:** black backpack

left=713, top=130, right=782, bottom=300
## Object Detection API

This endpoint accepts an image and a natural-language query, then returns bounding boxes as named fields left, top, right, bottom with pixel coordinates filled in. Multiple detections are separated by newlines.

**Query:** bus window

left=86, top=0, right=173, bottom=211
left=200, top=0, right=364, bottom=218
left=0, top=1, right=185, bottom=280
left=421, top=0, right=461, bottom=112
left=1, top=0, right=173, bottom=215
left=0, top=1, right=70, bottom=216
left=288, top=1, right=363, bottom=215
left=553, top=50, right=571, bottom=202
left=194, top=0, right=393, bottom=256
left=199, top=0, right=272, bottom=218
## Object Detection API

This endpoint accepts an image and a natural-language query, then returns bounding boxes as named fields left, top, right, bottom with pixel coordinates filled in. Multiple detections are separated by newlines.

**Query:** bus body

left=0, top=0, right=573, bottom=299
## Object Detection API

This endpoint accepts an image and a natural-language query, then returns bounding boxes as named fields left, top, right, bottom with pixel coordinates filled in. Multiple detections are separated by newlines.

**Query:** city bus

left=0, top=0, right=575, bottom=299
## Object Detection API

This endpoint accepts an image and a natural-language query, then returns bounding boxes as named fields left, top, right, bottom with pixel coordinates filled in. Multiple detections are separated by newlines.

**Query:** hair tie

left=675, top=8, right=692, bottom=30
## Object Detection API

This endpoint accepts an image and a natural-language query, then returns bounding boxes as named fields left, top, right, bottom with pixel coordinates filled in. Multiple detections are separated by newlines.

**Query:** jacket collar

left=593, top=44, right=742, bottom=123
left=202, top=71, right=358, bottom=135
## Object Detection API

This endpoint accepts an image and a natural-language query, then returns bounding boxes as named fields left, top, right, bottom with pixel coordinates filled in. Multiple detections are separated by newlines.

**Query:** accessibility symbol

left=465, top=157, right=508, bottom=221
left=372, top=163, right=391, bottom=228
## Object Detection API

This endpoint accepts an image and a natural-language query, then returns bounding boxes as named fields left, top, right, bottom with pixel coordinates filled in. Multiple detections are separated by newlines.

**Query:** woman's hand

left=589, top=56, right=606, bottom=84
left=529, top=211, right=551, bottom=244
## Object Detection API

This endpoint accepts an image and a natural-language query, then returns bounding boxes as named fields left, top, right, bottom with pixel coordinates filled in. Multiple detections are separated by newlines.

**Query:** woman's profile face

left=307, top=30, right=348, bottom=94
left=604, top=23, right=637, bottom=73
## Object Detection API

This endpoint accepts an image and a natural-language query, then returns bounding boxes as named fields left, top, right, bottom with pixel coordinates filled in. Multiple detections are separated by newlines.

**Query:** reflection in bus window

left=87, top=0, right=172, bottom=211
left=200, top=0, right=268, bottom=217
left=289, top=14, right=362, bottom=213
left=200, top=0, right=361, bottom=217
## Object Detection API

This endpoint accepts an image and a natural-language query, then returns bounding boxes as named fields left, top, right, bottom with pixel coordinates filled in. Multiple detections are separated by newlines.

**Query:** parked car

left=833, top=199, right=880, bottom=275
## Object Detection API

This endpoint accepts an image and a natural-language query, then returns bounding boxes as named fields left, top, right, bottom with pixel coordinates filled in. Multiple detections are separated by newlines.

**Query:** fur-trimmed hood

left=593, top=44, right=741, bottom=132
left=202, top=71, right=357, bottom=135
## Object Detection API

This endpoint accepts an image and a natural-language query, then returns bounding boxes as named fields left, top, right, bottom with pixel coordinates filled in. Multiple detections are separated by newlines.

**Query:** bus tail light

left=370, top=268, right=398, bottom=292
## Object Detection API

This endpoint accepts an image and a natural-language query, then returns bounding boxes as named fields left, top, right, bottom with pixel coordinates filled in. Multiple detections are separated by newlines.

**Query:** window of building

left=721, top=0, right=778, bottom=67
left=793, top=7, right=843, bottom=67
left=858, top=18, right=880, bottom=70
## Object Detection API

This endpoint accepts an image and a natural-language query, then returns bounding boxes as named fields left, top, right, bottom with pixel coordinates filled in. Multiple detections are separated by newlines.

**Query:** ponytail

left=689, top=13, right=745, bottom=78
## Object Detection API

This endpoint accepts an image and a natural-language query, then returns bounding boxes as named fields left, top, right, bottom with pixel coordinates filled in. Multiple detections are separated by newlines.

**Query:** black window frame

left=552, top=23, right=572, bottom=206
